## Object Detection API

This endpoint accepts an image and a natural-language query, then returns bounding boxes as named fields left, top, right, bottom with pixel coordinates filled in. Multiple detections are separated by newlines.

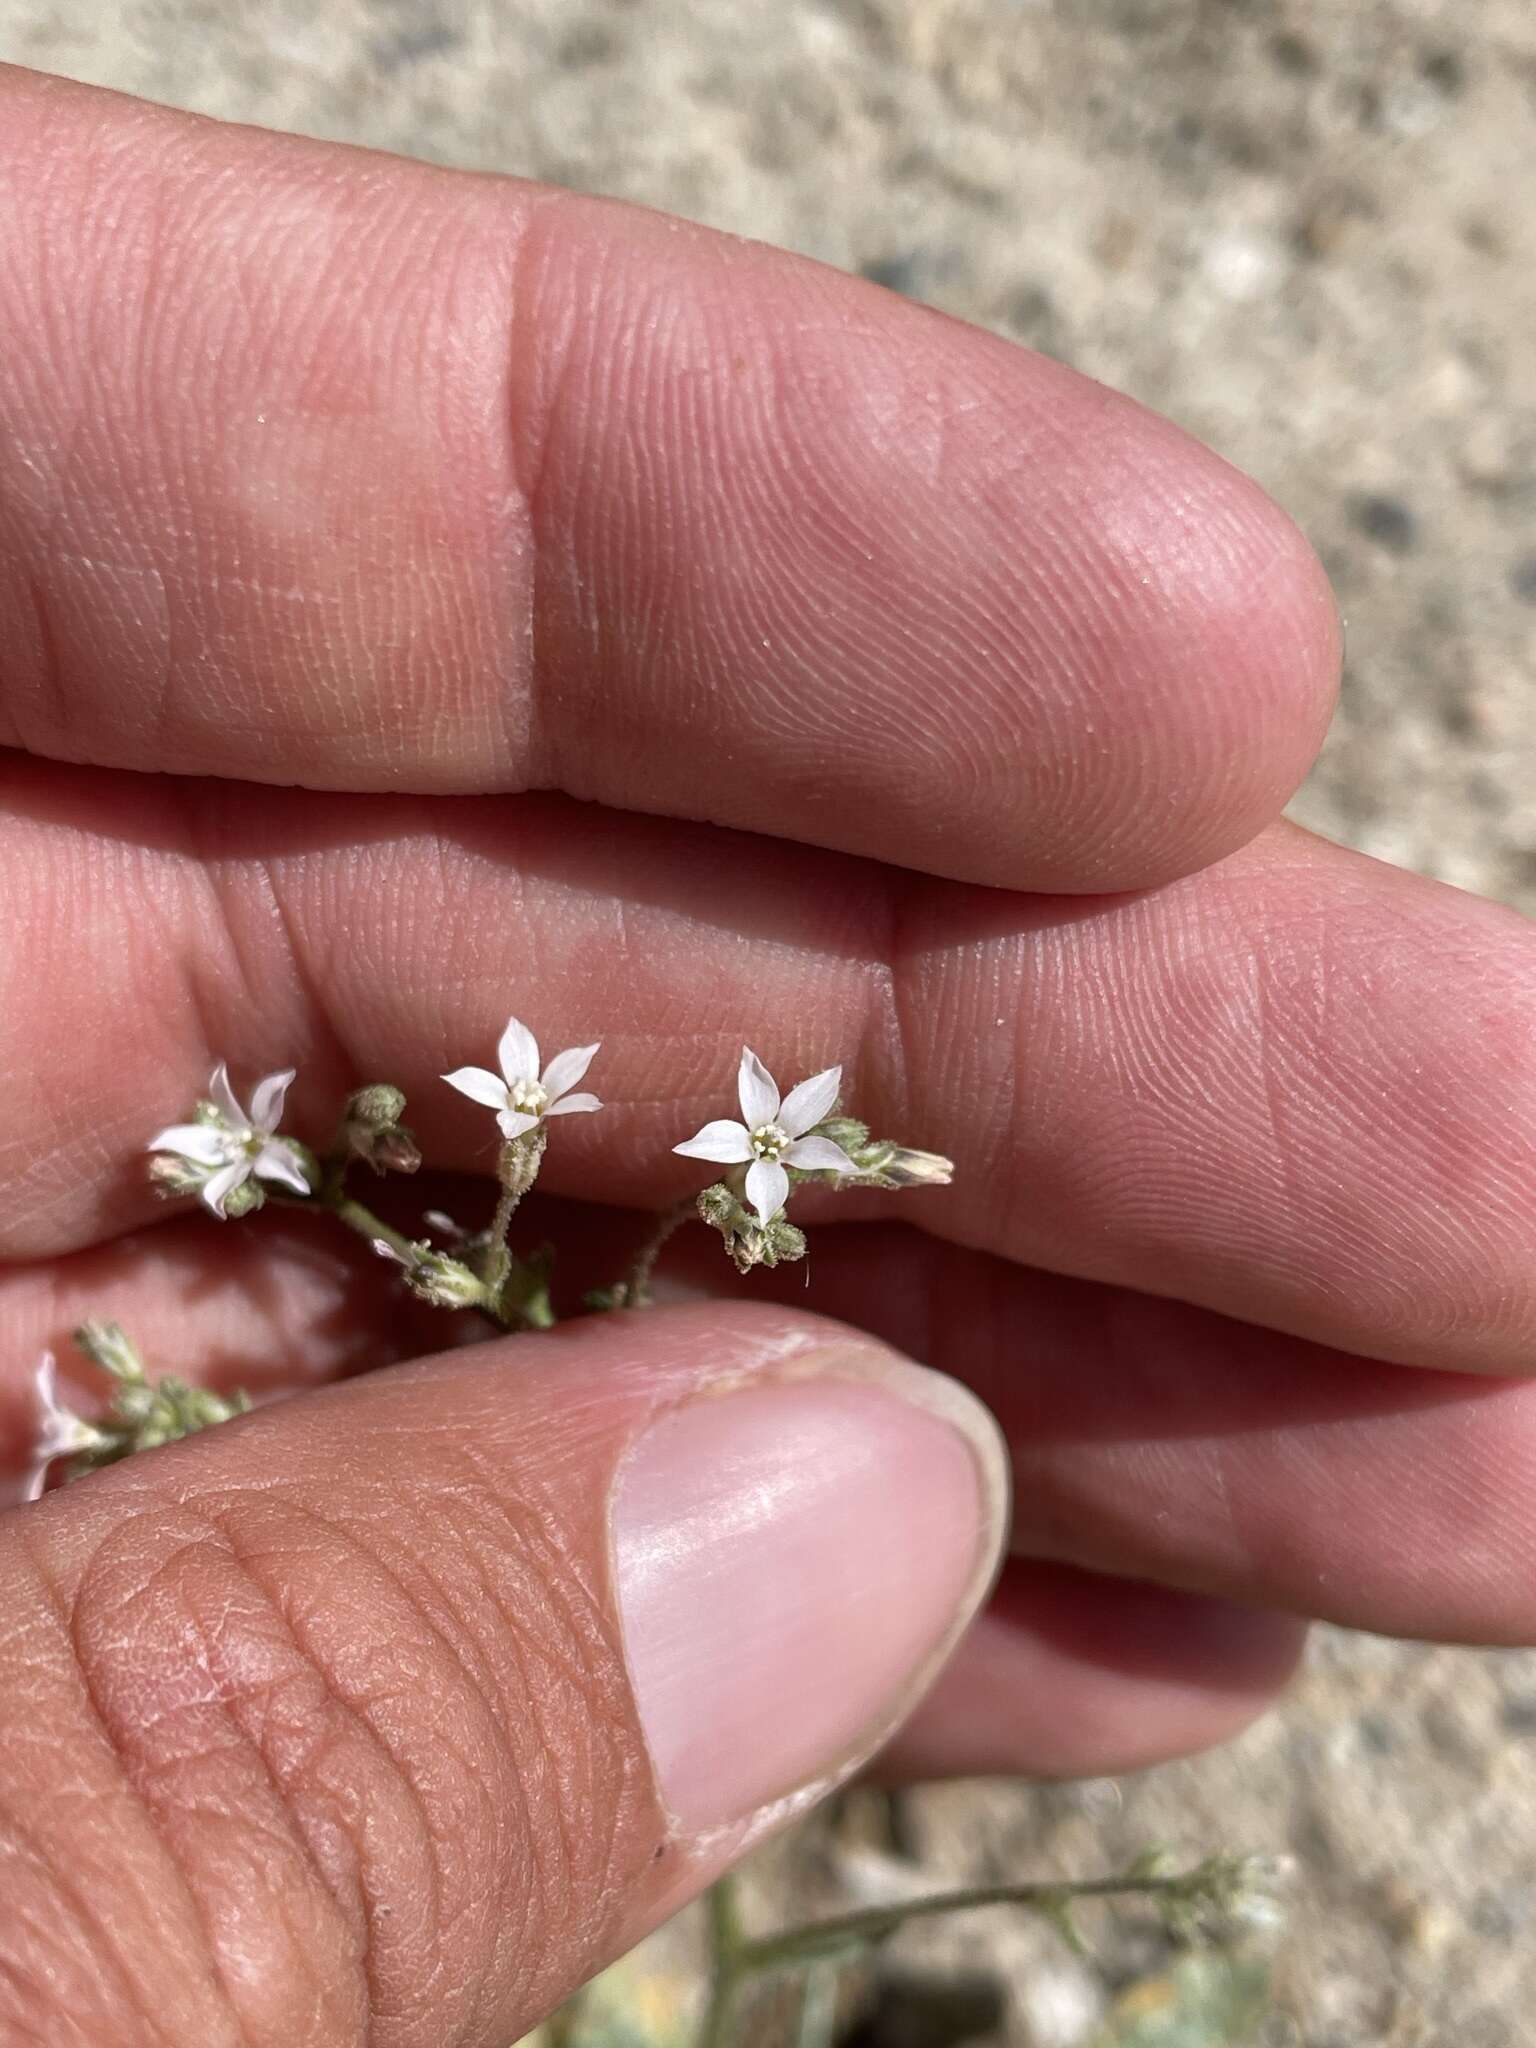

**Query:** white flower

left=442, top=1017, right=601, bottom=1141
left=22, top=1354, right=109, bottom=1502
left=674, top=1048, right=857, bottom=1224
left=147, top=1063, right=313, bottom=1217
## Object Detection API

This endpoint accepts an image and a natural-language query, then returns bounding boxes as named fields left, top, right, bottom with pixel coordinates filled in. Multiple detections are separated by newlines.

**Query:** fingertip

left=988, top=390, right=1343, bottom=893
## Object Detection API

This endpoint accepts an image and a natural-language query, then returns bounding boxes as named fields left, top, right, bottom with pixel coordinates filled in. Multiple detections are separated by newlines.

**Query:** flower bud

left=73, top=1321, right=147, bottom=1386
left=372, top=1127, right=422, bottom=1174
left=877, top=1145, right=954, bottom=1188
left=222, top=1177, right=267, bottom=1220
left=405, top=1251, right=487, bottom=1311
left=344, top=1084, right=408, bottom=1130
left=697, top=1183, right=738, bottom=1229
left=814, top=1116, right=871, bottom=1155
left=697, top=1184, right=809, bottom=1273
left=345, top=1097, right=422, bottom=1175
left=149, top=1154, right=210, bottom=1199
left=765, top=1218, right=808, bottom=1265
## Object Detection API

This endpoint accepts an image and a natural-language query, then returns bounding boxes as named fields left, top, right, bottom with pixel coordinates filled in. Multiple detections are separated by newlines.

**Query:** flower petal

left=201, top=1159, right=250, bottom=1219
left=207, top=1061, right=248, bottom=1129
left=543, top=1092, right=601, bottom=1117
left=32, top=1364, right=93, bottom=1456
left=442, top=1066, right=511, bottom=1110
left=254, top=1139, right=313, bottom=1195
left=778, top=1065, right=843, bottom=1139
left=497, top=1108, right=542, bottom=1142
left=497, top=1015, right=541, bottom=1088
left=32, top=1353, right=62, bottom=1426
left=146, top=1123, right=230, bottom=1166
left=783, top=1135, right=857, bottom=1174
left=745, top=1158, right=790, bottom=1226
left=540, top=1042, right=600, bottom=1099
left=737, top=1047, right=781, bottom=1128
left=248, top=1068, right=296, bottom=1135
left=673, top=1119, right=755, bottom=1164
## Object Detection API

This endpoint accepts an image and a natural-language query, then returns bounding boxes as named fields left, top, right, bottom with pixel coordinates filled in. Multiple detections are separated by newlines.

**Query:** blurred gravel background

left=3, top=3, right=1533, bottom=2042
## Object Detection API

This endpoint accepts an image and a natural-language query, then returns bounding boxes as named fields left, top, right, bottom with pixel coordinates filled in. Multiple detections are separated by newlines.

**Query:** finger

left=6, top=764, right=1536, bottom=1375
left=6, top=1209, right=1532, bottom=1644
left=0, top=67, right=1336, bottom=892
left=738, top=1227, right=1536, bottom=1646
left=0, top=1303, right=1006, bottom=2046
left=0, top=1219, right=1305, bottom=1785
left=880, top=1562, right=1308, bottom=1781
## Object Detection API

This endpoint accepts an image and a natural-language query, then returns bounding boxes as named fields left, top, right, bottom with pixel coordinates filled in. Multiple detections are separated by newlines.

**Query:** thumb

left=1, top=1302, right=1007, bottom=2048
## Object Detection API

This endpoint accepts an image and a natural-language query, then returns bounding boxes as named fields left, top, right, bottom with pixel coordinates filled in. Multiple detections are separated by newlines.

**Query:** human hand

left=3, top=64, right=1534, bottom=2045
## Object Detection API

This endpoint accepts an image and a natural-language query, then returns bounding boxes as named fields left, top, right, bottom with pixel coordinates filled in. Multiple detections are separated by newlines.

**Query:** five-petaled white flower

left=147, top=1064, right=313, bottom=1217
left=443, top=1017, right=602, bottom=1141
left=23, top=1354, right=108, bottom=1502
left=674, top=1048, right=857, bottom=1225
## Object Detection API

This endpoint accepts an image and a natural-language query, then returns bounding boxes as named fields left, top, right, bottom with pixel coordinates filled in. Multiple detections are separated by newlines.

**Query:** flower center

left=749, top=1121, right=790, bottom=1160
left=509, top=1079, right=549, bottom=1116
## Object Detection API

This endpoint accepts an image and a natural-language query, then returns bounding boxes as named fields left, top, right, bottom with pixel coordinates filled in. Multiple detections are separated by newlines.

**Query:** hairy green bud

left=344, top=1085, right=422, bottom=1175
left=345, top=1083, right=408, bottom=1130
left=73, top=1321, right=147, bottom=1386
left=404, top=1250, right=487, bottom=1311
left=221, top=1176, right=267, bottom=1219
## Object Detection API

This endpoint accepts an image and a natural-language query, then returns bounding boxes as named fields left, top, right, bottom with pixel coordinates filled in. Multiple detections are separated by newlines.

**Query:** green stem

left=319, top=1120, right=354, bottom=1202
left=271, top=1186, right=419, bottom=1266
left=269, top=1190, right=509, bottom=1328
left=480, top=1133, right=546, bottom=1308
left=624, top=1197, right=698, bottom=1306
left=480, top=1177, right=522, bottom=1297
left=693, top=1864, right=1219, bottom=2044
left=697, top=1877, right=747, bottom=2048
left=732, top=1871, right=1208, bottom=1977
left=795, top=1961, right=840, bottom=2048
left=329, top=1194, right=422, bottom=1267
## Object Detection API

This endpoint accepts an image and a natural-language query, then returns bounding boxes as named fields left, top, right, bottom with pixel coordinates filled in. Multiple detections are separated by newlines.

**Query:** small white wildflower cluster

left=675, top=1049, right=855, bottom=1222
left=671, top=1049, right=853, bottom=1272
left=22, top=1325, right=250, bottom=1501
left=142, top=1020, right=950, bottom=1290
left=148, top=1064, right=313, bottom=1217
left=24, top=1013, right=954, bottom=1497
left=671, top=1047, right=952, bottom=1272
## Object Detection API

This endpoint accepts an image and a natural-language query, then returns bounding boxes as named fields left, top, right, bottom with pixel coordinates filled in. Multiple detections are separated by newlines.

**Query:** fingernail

left=611, top=1346, right=1008, bottom=1831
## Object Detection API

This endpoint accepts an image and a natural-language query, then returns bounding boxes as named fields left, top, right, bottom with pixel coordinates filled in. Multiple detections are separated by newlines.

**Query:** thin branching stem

left=795, top=1961, right=841, bottom=2048
left=480, top=1133, right=547, bottom=1308
left=624, top=1197, right=698, bottom=1306
left=690, top=1863, right=1236, bottom=2047
left=696, top=1877, right=747, bottom=2048
left=267, top=1190, right=513, bottom=1328
left=733, top=1866, right=1236, bottom=1978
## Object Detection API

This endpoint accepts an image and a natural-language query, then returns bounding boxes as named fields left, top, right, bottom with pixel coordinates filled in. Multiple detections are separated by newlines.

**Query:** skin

left=1, top=59, right=1534, bottom=2046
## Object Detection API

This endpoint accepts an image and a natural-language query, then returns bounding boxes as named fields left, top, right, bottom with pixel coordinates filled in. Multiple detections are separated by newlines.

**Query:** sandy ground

left=2, top=3, right=1534, bottom=2042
